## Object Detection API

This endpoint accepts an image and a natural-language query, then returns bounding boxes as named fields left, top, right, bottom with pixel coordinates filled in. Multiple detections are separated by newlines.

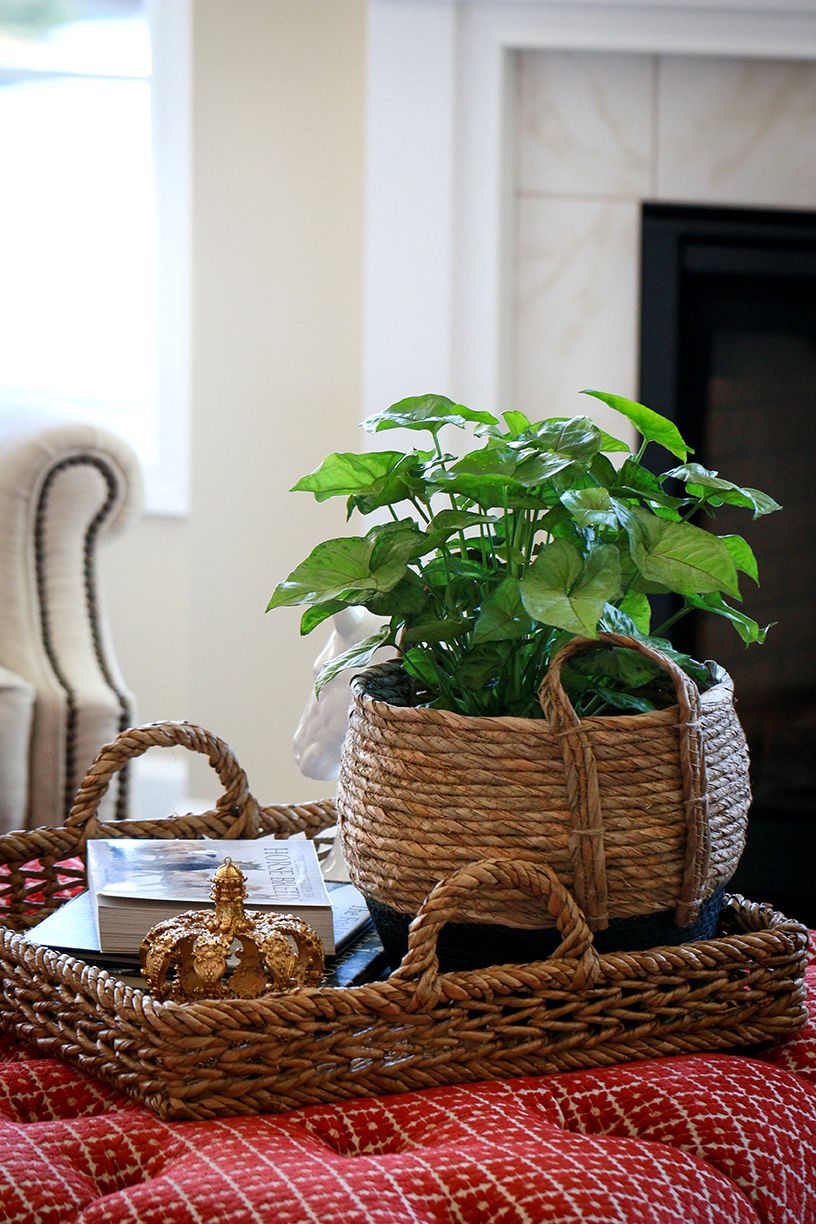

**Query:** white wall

left=103, top=0, right=366, bottom=806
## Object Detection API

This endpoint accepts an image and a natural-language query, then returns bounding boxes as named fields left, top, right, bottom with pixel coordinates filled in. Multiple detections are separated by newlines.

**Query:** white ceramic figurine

left=293, top=607, right=393, bottom=781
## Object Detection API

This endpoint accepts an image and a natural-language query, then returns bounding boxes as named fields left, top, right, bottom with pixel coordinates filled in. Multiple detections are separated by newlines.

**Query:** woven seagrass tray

left=0, top=722, right=808, bottom=1122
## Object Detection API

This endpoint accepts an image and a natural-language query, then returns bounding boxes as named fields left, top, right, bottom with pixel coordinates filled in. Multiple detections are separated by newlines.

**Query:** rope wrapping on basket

left=338, top=634, right=747, bottom=932
left=539, top=633, right=713, bottom=930
left=537, top=682, right=610, bottom=931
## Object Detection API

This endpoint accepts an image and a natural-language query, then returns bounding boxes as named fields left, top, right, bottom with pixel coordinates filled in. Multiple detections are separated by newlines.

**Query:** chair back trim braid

left=34, top=455, right=134, bottom=822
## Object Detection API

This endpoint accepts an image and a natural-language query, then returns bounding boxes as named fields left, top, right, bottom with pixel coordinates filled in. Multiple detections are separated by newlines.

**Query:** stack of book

left=27, top=836, right=389, bottom=989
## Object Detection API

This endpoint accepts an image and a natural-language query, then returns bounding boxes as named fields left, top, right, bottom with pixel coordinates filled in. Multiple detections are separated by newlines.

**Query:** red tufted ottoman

left=0, top=951, right=814, bottom=1224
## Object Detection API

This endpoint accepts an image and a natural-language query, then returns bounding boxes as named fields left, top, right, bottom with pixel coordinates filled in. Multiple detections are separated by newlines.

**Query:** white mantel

left=364, top=0, right=816, bottom=426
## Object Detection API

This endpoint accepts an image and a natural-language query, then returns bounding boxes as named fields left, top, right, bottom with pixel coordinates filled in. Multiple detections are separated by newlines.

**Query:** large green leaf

left=363, top=394, right=498, bottom=435
left=429, top=446, right=575, bottom=505
left=401, top=616, right=471, bottom=646
left=424, top=509, right=496, bottom=551
left=513, top=416, right=603, bottom=460
left=367, top=520, right=426, bottom=569
left=364, top=572, right=428, bottom=617
left=267, top=536, right=408, bottom=610
left=720, top=534, right=759, bottom=584
left=315, top=627, right=391, bottom=696
left=472, top=577, right=531, bottom=644
left=618, top=506, right=740, bottom=598
left=561, top=486, right=620, bottom=531
left=582, top=390, right=690, bottom=460
left=664, top=463, right=781, bottom=519
left=507, top=419, right=606, bottom=478
left=520, top=540, right=621, bottom=637
left=346, top=451, right=430, bottom=516
left=685, top=593, right=771, bottom=645
left=613, top=458, right=687, bottom=513
left=452, top=446, right=569, bottom=485
left=618, top=590, right=652, bottom=634
left=292, top=451, right=405, bottom=502
left=299, top=599, right=348, bottom=636
left=429, top=446, right=517, bottom=488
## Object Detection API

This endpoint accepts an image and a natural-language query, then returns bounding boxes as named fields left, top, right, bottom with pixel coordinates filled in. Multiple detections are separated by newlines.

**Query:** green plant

left=267, top=391, right=779, bottom=718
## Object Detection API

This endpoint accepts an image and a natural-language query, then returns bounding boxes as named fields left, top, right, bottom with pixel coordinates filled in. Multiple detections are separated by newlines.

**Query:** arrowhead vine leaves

left=268, top=391, right=779, bottom=717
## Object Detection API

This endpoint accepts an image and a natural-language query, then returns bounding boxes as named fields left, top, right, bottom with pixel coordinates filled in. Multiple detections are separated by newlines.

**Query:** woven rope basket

left=337, top=632, right=751, bottom=933
left=0, top=720, right=804, bottom=1121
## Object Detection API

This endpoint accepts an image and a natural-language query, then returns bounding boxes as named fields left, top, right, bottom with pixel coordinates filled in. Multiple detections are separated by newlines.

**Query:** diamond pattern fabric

left=0, top=958, right=814, bottom=1222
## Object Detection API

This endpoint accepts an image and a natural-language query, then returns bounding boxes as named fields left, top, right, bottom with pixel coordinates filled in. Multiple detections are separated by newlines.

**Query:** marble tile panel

left=518, top=50, right=654, bottom=199
left=656, top=55, right=816, bottom=208
left=513, top=196, right=640, bottom=447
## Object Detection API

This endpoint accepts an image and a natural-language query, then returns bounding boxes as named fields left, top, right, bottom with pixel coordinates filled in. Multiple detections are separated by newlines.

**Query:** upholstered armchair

left=0, top=407, right=142, bottom=833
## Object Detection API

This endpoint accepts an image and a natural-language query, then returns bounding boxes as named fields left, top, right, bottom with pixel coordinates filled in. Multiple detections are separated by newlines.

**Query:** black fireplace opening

left=639, top=202, right=816, bottom=925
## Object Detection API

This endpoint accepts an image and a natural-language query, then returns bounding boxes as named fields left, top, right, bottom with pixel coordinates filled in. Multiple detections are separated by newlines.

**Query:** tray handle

left=391, top=857, right=601, bottom=1008
left=538, top=631, right=711, bottom=930
left=65, top=721, right=260, bottom=840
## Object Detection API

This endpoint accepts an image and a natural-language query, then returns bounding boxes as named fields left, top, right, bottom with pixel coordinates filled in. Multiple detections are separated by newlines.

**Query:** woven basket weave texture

left=337, top=633, right=751, bottom=931
left=0, top=721, right=803, bottom=1122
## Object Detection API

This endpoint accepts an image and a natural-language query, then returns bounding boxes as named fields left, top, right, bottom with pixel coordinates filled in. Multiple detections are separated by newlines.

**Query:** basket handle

left=391, top=858, right=601, bottom=1008
left=538, top=632, right=711, bottom=929
left=65, top=721, right=260, bottom=840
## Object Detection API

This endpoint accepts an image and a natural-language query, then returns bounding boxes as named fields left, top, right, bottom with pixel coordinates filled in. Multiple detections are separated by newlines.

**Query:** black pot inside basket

left=368, top=887, right=727, bottom=974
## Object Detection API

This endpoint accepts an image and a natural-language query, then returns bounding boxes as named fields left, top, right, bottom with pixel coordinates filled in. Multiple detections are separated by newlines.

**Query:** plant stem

left=482, top=520, right=498, bottom=566
left=680, top=496, right=706, bottom=522
left=525, top=507, right=540, bottom=565
left=409, top=496, right=431, bottom=524
left=581, top=693, right=610, bottom=717
left=652, top=603, right=691, bottom=638
left=501, top=487, right=512, bottom=573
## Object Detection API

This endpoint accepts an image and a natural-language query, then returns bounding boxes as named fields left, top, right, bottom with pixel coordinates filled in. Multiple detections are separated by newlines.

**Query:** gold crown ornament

left=140, top=857, right=325, bottom=1001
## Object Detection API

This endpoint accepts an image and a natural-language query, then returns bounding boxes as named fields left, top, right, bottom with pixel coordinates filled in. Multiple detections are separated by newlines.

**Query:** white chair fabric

left=0, top=407, right=142, bottom=831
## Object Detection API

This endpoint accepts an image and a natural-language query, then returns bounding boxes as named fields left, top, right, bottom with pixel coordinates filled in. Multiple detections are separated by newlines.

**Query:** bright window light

left=0, top=1, right=188, bottom=513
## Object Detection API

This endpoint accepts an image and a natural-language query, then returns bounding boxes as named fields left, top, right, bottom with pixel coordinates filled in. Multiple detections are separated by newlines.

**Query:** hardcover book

left=26, top=881, right=378, bottom=984
left=85, top=836, right=337, bottom=954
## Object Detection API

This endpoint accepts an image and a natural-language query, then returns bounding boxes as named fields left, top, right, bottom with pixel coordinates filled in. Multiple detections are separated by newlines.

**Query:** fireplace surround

left=365, top=0, right=816, bottom=923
